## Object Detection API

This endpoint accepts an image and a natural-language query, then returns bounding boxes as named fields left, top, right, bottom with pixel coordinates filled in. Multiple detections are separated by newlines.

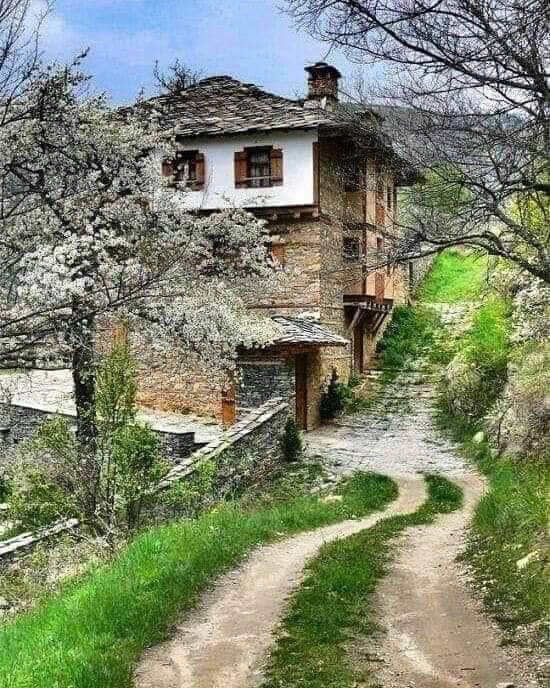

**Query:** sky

left=33, top=0, right=368, bottom=105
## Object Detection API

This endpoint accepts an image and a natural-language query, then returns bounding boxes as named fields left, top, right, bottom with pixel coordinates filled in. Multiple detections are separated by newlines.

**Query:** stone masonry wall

left=0, top=403, right=196, bottom=465
left=1, top=397, right=290, bottom=562
left=157, top=397, right=289, bottom=498
left=237, top=357, right=295, bottom=415
left=98, top=322, right=225, bottom=422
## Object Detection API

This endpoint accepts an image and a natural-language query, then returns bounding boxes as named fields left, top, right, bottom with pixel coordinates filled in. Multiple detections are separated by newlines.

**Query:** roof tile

left=272, top=316, right=348, bottom=347
left=145, top=76, right=334, bottom=137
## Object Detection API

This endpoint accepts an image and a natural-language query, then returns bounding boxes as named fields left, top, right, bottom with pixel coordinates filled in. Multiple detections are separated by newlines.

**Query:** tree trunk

left=70, top=309, right=99, bottom=520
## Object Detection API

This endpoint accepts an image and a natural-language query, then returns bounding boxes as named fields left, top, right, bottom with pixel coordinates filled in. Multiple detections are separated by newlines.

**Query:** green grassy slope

left=418, top=249, right=489, bottom=302
left=0, top=473, right=396, bottom=688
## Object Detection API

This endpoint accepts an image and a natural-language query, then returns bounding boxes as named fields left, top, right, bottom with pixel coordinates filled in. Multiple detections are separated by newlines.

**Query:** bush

left=0, top=475, right=9, bottom=502
left=9, top=468, right=77, bottom=530
left=6, top=343, right=170, bottom=534
left=320, top=369, right=346, bottom=421
left=280, top=418, right=303, bottom=462
left=488, top=344, right=550, bottom=459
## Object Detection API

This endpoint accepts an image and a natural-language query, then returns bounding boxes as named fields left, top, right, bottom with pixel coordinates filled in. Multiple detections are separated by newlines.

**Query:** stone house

left=137, top=63, right=414, bottom=430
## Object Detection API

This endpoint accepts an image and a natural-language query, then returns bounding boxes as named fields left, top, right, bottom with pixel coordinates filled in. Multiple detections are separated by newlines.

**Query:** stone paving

left=306, top=370, right=469, bottom=478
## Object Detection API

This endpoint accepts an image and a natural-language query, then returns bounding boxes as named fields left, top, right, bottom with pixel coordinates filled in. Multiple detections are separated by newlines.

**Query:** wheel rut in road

left=134, top=476, right=426, bottom=688
left=369, top=473, right=538, bottom=688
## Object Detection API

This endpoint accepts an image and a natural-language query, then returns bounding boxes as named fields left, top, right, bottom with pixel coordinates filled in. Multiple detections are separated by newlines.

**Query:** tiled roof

left=272, top=316, right=348, bottom=347
left=145, top=76, right=334, bottom=137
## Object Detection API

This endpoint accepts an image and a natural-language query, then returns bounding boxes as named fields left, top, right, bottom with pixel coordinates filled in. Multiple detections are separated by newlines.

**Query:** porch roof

left=271, top=316, right=348, bottom=347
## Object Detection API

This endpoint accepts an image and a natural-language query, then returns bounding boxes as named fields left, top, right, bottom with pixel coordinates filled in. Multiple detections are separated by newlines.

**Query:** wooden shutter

left=221, top=381, right=236, bottom=428
left=270, top=148, right=283, bottom=186
left=195, top=152, right=205, bottom=190
left=375, top=272, right=385, bottom=303
left=234, top=150, right=248, bottom=188
left=161, top=158, right=174, bottom=177
left=270, top=242, right=286, bottom=266
left=376, top=203, right=385, bottom=226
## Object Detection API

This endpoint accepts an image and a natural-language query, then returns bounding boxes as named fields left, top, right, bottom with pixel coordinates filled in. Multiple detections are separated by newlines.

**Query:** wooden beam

left=347, top=305, right=367, bottom=333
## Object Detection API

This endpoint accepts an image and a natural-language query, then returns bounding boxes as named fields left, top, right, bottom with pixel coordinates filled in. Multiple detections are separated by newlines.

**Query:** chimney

left=304, top=62, right=341, bottom=110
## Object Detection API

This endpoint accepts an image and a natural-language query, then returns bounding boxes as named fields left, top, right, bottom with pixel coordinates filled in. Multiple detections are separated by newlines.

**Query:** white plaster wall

left=166, top=130, right=317, bottom=210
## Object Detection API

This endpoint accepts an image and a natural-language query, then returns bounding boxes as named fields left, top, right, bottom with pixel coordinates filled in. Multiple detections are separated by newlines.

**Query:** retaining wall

left=0, top=397, right=289, bottom=562
left=0, top=402, right=196, bottom=464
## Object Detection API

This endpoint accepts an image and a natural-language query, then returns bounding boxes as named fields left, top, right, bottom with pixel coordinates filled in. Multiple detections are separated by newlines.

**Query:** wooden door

left=221, top=380, right=236, bottom=428
left=375, top=272, right=385, bottom=303
left=353, top=326, right=364, bottom=373
left=295, top=353, right=308, bottom=430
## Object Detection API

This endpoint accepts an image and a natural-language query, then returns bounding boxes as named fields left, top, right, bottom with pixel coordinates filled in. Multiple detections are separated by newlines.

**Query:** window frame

left=343, top=236, right=361, bottom=262
left=235, top=145, right=283, bottom=189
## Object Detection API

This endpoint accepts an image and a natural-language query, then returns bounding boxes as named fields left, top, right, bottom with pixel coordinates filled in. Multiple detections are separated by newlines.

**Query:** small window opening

left=343, top=237, right=361, bottom=261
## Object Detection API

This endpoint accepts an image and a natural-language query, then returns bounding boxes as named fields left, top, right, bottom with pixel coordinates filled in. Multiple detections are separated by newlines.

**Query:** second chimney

left=304, top=62, right=342, bottom=109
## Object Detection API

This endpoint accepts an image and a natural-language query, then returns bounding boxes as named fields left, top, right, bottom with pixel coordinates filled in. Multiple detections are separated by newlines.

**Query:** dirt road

left=371, top=473, right=538, bottom=687
left=134, top=373, right=537, bottom=687
left=134, top=476, right=426, bottom=688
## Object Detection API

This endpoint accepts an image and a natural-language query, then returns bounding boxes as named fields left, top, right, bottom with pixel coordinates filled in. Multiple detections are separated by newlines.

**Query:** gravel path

left=134, top=476, right=426, bottom=688
left=306, top=371, right=469, bottom=479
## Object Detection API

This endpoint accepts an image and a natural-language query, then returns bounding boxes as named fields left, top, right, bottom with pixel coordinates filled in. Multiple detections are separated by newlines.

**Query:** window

left=174, top=150, right=197, bottom=183
left=162, top=150, right=205, bottom=190
left=387, top=182, right=393, bottom=209
left=343, top=237, right=361, bottom=261
left=270, top=242, right=286, bottom=267
left=235, top=146, right=283, bottom=188
left=248, top=147, right=271, bottom=188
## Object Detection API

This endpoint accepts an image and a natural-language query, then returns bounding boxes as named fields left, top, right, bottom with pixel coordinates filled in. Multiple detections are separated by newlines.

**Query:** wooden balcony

left=344, top=294, right=394, bottom=313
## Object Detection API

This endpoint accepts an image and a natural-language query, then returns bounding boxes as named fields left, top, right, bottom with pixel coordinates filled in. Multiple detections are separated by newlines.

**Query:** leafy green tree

left=7, top=342, right=168, bottom=533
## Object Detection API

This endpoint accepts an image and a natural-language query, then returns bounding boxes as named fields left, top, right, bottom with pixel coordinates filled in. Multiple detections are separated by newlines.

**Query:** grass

left=261, top=474, right=463, bottom=688
left=437, top=412, right=549, bottom=650
left=376, top=304, right=441, bottom=373
left=0, top=472, right=397, bottom=688
left=418, top=249, right=489, bottom=303
left=439, top=294, right=512, bottom=422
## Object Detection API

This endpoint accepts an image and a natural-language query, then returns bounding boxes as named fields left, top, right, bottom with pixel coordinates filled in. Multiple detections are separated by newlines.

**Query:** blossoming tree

left=0, top=65, right=275, bottom=460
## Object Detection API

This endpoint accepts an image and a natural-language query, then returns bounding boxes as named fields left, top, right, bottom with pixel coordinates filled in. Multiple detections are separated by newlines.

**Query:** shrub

left=6, top=343, right=170, bottom=534
left=281, top=418, right=303, bottom=462
left=9, top=468, right=77, bottom=529
left=320, top=369, right=346, bottom=421
left=488, top=344, right=550, bottom=459
left=0, top=475, right=9, bottom=502
left=110, top=424, right=167, bottom=529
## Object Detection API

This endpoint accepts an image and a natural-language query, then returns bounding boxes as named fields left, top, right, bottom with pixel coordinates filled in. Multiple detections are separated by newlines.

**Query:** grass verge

left=0, top=472, right=397, bottom=688
left=260, top=474, right=463, bottom=688
left=437, top=412, right=549, bottom=653
left=417, top=249, right=489, bottom=303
